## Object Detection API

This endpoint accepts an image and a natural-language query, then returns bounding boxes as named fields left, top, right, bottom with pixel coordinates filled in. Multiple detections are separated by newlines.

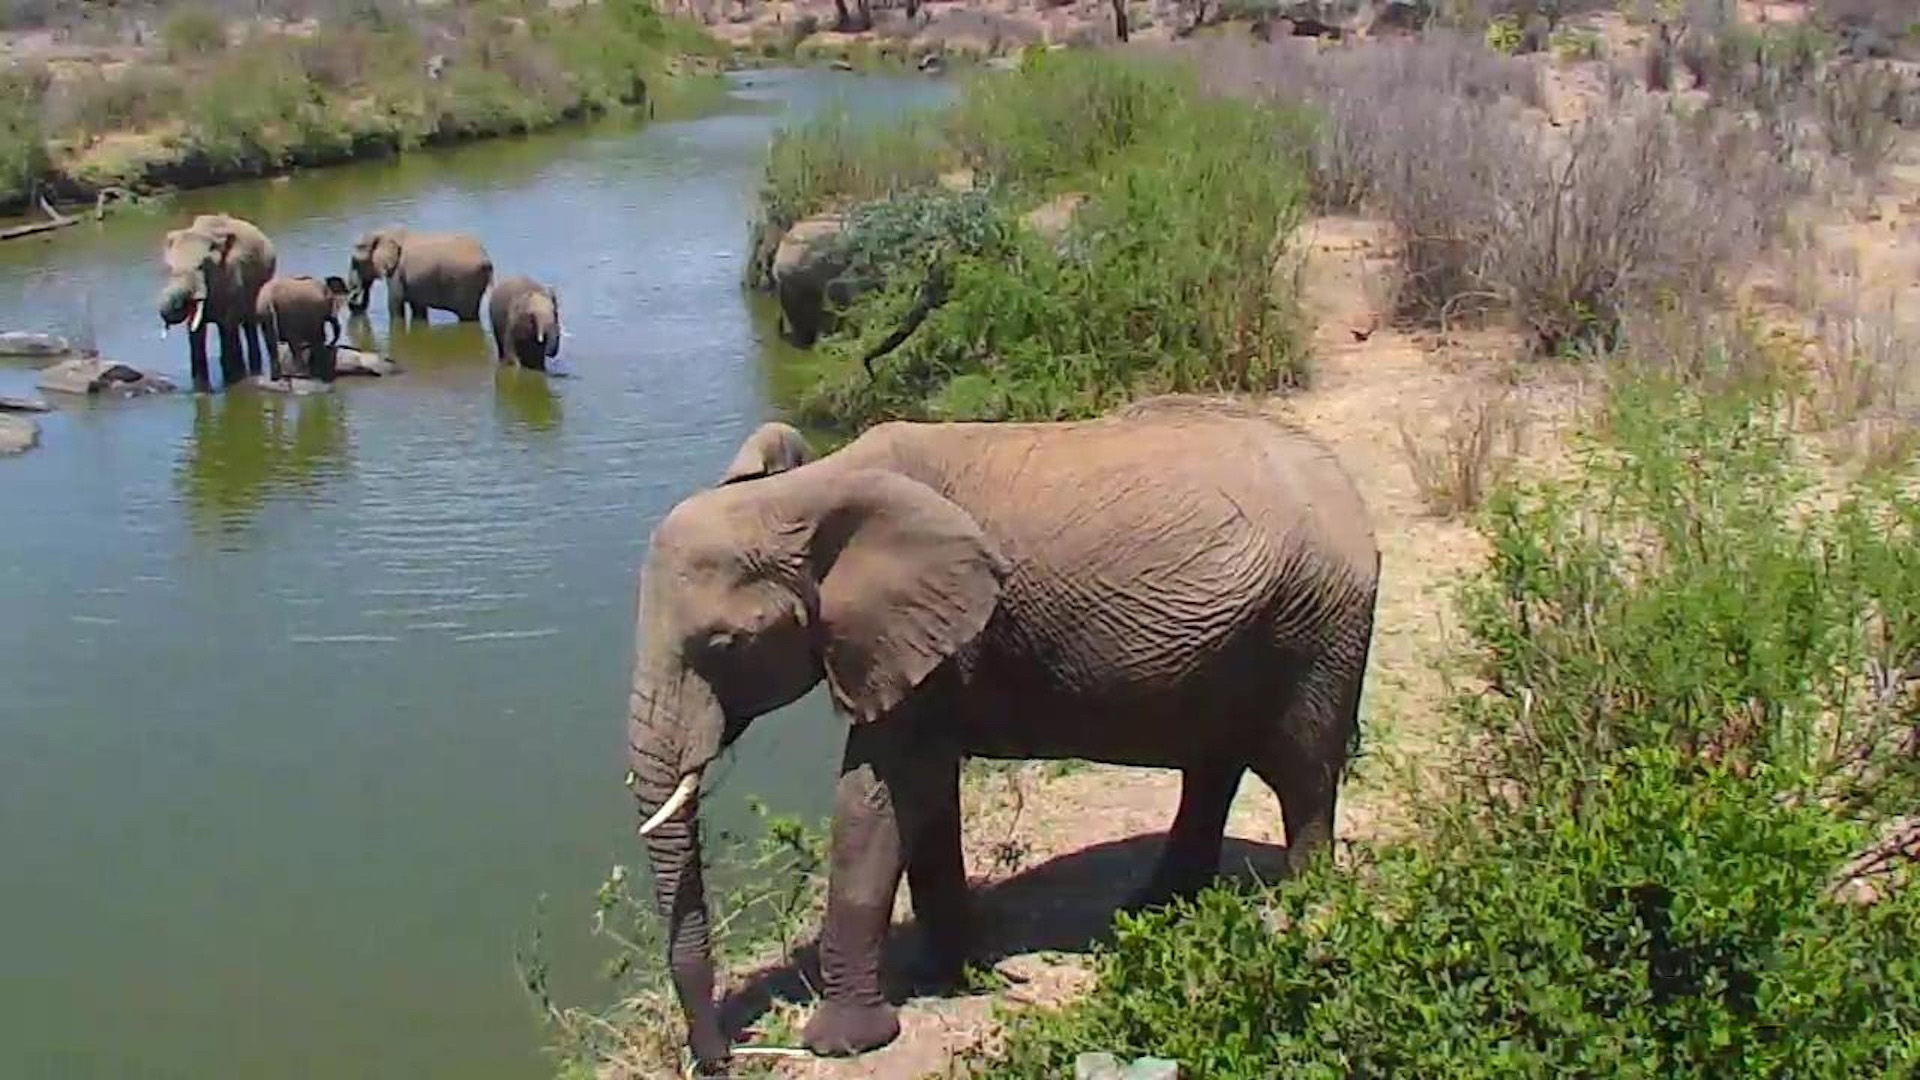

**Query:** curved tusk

left=188, top=299, right=207, bottom=335
left=638, top=773, right=700, bottom=836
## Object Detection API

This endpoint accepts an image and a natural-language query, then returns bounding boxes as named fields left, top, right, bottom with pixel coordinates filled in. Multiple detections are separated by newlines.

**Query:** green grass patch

left=756, top=50, right=1315, bottom=431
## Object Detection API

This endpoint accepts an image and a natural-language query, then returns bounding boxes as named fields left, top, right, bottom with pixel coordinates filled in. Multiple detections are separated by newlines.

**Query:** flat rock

left=0, top=413, right=39, bottom=456
left=36, top=357, right=176, bottom=397
left=0, top=394, right=51, bottom=413
left=0, top=331, right=74, bottom=357
left=334, top=347, right=398, bottom=377
left=249, top=375, right=334, bottom=396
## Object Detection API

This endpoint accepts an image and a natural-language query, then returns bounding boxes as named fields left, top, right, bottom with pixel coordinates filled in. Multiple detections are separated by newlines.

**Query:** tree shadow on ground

left=717, top=833, right=1290, bottom=1036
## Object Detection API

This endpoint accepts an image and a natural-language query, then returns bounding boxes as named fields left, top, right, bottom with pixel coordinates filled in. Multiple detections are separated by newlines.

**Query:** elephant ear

left=809, top=468, right=1006, bottom=723
left=371, top=230, right=404, bottom=278
left=720, top=421, right=815, bottom=485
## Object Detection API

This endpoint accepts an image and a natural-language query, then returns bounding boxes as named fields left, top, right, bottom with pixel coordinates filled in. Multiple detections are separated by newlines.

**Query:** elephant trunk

left=346, top=264, right=373, bottom=313
left=541, top=319, right=560, bottom=360
left=627, top=602, right=731, bottom=1072
left=158, top=275, right=208, bottom=334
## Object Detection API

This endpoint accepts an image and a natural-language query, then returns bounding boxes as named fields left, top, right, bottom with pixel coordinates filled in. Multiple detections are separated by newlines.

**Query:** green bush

left=161, top=6, right=229, bottom=61
left=977, top=751, right=1920, bottom=1079
left=945, top=50, right=1185, bottom=188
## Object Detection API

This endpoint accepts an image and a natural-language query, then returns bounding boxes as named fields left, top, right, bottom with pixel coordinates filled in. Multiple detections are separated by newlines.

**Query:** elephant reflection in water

left=176, top=390, right=349, bottom=533
left=493, top=366, right=563, bottom=438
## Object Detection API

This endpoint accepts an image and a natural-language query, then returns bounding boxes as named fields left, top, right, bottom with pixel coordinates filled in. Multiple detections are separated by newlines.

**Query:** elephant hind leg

left=904, top=754, right=969, bottom=989
left=1251, top=632, right=1372, bottom=878
left=1127, top=760, right=1244, bottom=911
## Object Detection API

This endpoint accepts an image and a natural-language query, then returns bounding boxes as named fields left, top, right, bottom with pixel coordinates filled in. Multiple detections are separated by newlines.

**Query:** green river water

left=0, top=68, right=952, bottom=1080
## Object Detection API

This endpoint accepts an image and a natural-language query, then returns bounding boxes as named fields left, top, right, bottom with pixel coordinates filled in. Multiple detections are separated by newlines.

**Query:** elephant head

left=513, top=287, right=561, bottom=367
left=157, top=221, right=233, bottom=335
left=625, top=437, right=1005, bottom=1070
left=346, top=226, right=405, bottom=313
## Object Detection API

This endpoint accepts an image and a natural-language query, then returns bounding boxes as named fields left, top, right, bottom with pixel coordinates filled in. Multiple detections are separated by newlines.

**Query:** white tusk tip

left=637, top=773, right=700, bottom=836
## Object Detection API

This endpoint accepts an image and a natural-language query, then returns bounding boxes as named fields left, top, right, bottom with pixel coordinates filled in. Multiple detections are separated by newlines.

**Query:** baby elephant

left=257, top=275, right=349, bottom=381
left=488, top=275, right=562, bottom=372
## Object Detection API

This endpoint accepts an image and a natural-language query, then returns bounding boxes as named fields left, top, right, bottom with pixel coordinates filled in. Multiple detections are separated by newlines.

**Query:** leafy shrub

left=161, top=6, right=229, bottom=60
left=46, top=66, right=189, bottom=144
left=945, top=49, right=1185, bottom=187
left=976, top=751, right=1920, bottom=1079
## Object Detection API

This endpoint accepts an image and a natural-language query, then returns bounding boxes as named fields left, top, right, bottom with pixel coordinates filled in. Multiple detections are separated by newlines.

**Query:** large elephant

left=156, top=213, right=277, bottom=393
left=256, top=275, right=348, bottom=381
left=345, top=226, right=493, bottom=324
left=487, top=274, right=561, bottom=371
left=624, top=398, right=1381, bottom=1073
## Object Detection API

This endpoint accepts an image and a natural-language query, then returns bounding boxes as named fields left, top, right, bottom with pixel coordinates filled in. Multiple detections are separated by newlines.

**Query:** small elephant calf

left=488, top=275, right=562, bottom=372
left=257, top=275, right=349, bottom=382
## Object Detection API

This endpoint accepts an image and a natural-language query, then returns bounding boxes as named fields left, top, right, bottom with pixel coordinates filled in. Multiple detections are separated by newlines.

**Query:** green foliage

left=763, top=53, right=1314, bottom=430
left=977, top=751, right=1920, bottom=1079
left=1484, top=13, right=1525, bottom=54
left=1460, top=360, right=1920, bottom=817
left=0, top=69, right=48, bottom=205
left=161, top=6, right=228, bottom=61
left=523, top=801, right=830, bottom=1077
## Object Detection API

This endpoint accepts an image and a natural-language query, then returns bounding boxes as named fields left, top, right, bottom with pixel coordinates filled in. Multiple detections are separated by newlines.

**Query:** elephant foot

left=801, top=999, right=900, bottom=1057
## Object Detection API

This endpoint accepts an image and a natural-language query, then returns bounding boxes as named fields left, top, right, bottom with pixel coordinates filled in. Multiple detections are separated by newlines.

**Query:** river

left=0, top=68, right=952, bottom=1080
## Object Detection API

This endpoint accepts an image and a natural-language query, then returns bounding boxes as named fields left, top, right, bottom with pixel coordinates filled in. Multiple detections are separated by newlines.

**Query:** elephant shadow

left=715, top=833, right=1291, bottom=1037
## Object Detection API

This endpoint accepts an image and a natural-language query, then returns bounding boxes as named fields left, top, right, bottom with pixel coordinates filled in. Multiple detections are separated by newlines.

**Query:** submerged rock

left=250, top=375, right=334, bottom=396
left=333, top=347, right=399, bottom=377
left=0, top=413, right=38, bottom=456
left=0, top=394, right=51, bottom=413
left=0, top=331, right=75, bottom=358
left=36, top=357, right=176, bottom=397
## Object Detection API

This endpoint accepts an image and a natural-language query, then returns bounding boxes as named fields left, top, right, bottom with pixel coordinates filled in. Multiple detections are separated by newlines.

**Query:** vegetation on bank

left=0, top=0, right=724, bottom=209
left=971, top=333, right=1920, bottom=1078
left=752, top=50, right=1316, bottom=430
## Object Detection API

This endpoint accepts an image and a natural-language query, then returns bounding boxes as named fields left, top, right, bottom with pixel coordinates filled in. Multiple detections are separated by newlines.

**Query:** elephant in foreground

left=346, top=226, right=493, bottom=324
left=624, top=398, right=1382, bottom=1073
left=256, top=275, right=348, bottom=381
left=487, top=274, right=561, bottom=371
left=156, top=213, right=277, bottom=392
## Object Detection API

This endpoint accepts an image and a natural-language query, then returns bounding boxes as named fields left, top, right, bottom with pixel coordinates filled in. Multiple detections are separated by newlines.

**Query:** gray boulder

left=36, top=357, right=176, bottom=397
left=0, top=413, right=39, bottom=456
left=0, top=331, right=76, bottom=358
left=0, top=394, right=51, bottom=413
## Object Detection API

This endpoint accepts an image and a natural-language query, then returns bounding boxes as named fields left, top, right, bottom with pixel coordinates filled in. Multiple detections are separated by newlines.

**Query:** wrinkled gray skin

left=627, top=398, right=1381, bottom=1074
left=256, top=275, right=349, bottom=381
left=156, top=214, right=278, bottom=393
left=346, top=226, right=493, bottom=324
left=487, top=275, right=562, bottom=371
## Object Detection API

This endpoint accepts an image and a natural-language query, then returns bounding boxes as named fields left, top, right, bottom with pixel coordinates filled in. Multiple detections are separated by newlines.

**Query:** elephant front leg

left=217, top=323, right=247, bottom=387
left=242, top=318, right=266, bottom=378
left=187, top=326, right=212, bottom=394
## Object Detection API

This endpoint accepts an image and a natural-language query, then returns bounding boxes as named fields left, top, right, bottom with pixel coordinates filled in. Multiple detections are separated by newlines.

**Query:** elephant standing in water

left=623, top=397, right=1382, bottom=1073
left=156, top=214, right=277, bottom=393
left=256, top=275, right=349, bottom=381
left=346, top=226, right=493, bottom=324
left=487, top=275, right=561, bottom=371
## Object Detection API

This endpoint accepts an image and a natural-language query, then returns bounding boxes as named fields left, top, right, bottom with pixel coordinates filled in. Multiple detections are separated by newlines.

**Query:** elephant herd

left=155, top=212, right=562, bottom=393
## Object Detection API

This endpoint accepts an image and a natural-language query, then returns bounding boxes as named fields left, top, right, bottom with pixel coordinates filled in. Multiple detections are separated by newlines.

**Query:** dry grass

left=1397, top=386, right=1527, bottom=518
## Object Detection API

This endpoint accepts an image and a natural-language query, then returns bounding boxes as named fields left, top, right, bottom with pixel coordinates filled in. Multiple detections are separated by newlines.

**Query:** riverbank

left=538, top=7, right=1920, bottom=1077
left=0, top=0, right=728, bottom=215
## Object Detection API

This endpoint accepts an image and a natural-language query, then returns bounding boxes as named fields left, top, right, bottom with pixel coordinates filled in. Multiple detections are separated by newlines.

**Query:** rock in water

left=333, top=347, right=398, bottom=377
left=36, top=357, right=176, bottom=397
left=250, top=376, right=333, bottom=396
left=0, top=331, right=74, bottom=357
left=0, top=413, right=39, bottom=455
left=0, top=394, right=51, bottom=413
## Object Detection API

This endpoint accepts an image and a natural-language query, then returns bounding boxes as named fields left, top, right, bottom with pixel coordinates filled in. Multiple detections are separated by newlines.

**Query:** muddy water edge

left=0, top=68, right=953, bottom=1080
